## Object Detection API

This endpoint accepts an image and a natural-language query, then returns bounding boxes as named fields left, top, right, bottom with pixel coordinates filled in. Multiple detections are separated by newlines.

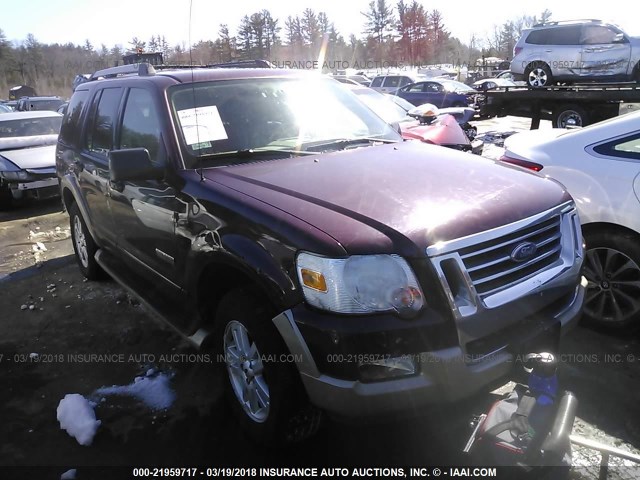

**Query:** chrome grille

left=458, top=215, right=562, bottom=297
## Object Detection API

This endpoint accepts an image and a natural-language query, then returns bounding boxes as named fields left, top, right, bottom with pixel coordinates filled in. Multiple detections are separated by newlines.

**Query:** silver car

left=0, top=111, right=62, bottom=208
left=511, top=19, right=640, bottom=88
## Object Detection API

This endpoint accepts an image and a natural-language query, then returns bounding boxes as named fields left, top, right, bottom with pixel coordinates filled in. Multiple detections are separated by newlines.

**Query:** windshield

left=0, top=116, right=62, bottom=138
left=353, top=89, right=409, bottom=124
left=169, top=77, right=401, bottom=168
left=441, top=80, right=475, bottom=93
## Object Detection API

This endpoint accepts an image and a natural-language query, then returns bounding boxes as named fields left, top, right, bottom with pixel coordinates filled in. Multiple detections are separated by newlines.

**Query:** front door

left=107, top=87, right=184, bottom=288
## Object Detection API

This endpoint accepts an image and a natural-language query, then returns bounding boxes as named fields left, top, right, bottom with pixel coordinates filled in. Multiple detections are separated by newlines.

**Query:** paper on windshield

left=177, top=106, right=228, bottom=145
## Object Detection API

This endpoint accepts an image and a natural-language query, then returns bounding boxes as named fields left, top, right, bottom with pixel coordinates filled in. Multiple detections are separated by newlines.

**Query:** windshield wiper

left=303, top=137, right=398, bottom=153
left=196, top=148, right=315, bottom=165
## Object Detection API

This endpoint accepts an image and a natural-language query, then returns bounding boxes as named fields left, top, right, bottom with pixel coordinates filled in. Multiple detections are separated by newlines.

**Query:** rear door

left=579, top=24, right=631, bottom=78
left=77, top=87, right=124, bottom=246
left=397, top=82, right=429, bottom=106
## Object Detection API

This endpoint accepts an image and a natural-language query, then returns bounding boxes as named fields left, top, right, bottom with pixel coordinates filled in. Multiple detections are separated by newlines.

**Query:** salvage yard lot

left=0, top=118, right=639, bottom=479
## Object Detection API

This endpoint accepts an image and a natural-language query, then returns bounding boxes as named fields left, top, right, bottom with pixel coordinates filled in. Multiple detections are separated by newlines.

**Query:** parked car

left=511, top=19, right=640, bottom=88
left=495, top=70, right=527, bottom=86
left=501, top=110, right=640, bottom=327
left=472, top=78, right=517, bottom=91
left=0, top=111, right=62, bottom=208
left=57, top=63, right=585, bottom=444
left=349, top=85, right=482, bottom=153
left=395, top=79, right=477, bottom=108
left=16, top=96, right=65, bottom=112
left=369, top=74, right=423, bottom=93
left=57, top=101, right=69, bottom=115
left=333, top=74, right=371, bottom=86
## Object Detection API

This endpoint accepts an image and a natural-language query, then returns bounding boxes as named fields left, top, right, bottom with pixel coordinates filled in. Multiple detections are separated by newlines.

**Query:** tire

left=525, top=62, right=553, bottom=88
left=582, top=230, right=640, bottom=328
left=69, top=202, right=103, bottom=280
left=214, top=288, right=322, bottom=444
left=0, top=185, right=13, bottom=210
left=552, top=105, right=588, bottom=128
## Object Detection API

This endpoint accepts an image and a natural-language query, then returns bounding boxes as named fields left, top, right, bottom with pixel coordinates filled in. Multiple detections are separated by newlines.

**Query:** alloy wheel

left=223, top=320, right=270, bottom=423
left=583, top=247, right=640, bottom=324
left=528, top=68, right=549, bottom=87
left=73, top=215, right=89, bottom=268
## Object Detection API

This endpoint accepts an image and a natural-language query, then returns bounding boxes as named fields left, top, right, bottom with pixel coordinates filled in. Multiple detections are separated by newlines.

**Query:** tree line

left=0, top=4, right=552, bottom=98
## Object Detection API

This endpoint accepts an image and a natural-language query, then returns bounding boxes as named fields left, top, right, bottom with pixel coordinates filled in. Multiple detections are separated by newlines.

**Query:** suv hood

left=207, top=141, right=571, bottom=256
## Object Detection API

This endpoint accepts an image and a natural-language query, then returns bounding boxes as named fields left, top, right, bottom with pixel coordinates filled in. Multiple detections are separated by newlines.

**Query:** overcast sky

left=2, top=0, right=638, bottom=50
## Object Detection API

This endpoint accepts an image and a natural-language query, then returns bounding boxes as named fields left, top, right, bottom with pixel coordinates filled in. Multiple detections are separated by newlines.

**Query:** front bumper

left=15, top=177, right=59, bottom=191
left=273, top=275, right=586, bottom=418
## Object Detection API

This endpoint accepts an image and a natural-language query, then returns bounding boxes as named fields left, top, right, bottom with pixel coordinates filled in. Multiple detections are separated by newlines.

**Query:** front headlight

left=296, top=252, right=425, bottom=316
left=0, top=170, right=30, bottom=181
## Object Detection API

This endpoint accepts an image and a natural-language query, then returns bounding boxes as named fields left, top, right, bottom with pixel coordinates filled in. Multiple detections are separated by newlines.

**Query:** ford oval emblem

left=511, top=242, right=538, bottom=262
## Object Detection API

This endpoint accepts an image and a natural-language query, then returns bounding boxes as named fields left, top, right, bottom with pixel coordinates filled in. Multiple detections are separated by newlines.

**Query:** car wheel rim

left=583, top=247, right=640, bottom=324
left=73, top=215, right=89, bottom=269
left=528, top=68, right=548, bottom=87
left=557, top=111, right=583, bottom=128
left=223, top=320, right=270, bottom=423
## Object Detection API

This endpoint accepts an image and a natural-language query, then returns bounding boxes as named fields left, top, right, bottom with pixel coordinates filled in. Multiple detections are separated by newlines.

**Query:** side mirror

left=612, top=33, right=626, bottom=43
left=109, top=148, right=163, bottom=182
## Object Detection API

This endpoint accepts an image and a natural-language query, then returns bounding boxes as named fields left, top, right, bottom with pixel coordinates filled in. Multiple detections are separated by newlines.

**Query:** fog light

left=358, top=356, right=417, bottom=382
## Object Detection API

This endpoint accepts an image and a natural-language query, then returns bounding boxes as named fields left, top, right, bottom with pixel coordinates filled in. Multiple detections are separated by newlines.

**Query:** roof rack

left=533, top=19, right=601, bottom=27
left=89, top=63, right=156, bottom=81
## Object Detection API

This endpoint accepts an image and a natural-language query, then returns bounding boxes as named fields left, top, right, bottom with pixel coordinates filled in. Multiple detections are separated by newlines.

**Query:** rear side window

left=59, top=91, right=88, bottom=145
left=383, top=76, right=401, bottom=88
left=86, top=87, right=122, bottom=155
left=593, top=133, right=640, bottom=160
left=398, top=77, right=412, bottom=87
left=370, top=77, right=384, bottom=88
left=119, top=88, right=164, bottom=166
left=526, top=26, right=581, bottom=45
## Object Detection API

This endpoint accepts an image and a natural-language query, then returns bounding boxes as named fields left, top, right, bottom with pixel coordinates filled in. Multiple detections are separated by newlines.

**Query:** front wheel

left=582, top=231, right=640, bottom=328
left=215, top=288, right=321, bottom=444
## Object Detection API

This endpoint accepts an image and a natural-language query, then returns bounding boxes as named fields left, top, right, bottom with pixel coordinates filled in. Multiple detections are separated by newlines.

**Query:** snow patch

left=96, top=372, right=175, bottom=410
left=56, top=394, right=101, bottom=446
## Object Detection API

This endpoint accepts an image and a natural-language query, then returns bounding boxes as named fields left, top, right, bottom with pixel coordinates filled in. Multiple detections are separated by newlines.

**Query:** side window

left=398, top=77, right=412, bottom=87
left=407, top=83, right=424, bottom=92
left=593, top=133, right=640, bottom=160
left=87, top=87, right=122, bottom=155
left=59, top=91, right=88, bottom=145
left=384, top=76, right=401, bottom=88
left=525, top=29, right=548, bottom=45
left=119, top=88, right=164, bottom=166
left=425, top=83, right=442, bottom=93
left=370, top=77, right=384, bottom=88
left=581, top=26, right=619, bottom=45
left=548, top=26, right=581, bottom=45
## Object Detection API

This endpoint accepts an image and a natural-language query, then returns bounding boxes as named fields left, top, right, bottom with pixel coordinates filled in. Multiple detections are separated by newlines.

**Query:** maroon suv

left=56, top=64, right=586, bottom=444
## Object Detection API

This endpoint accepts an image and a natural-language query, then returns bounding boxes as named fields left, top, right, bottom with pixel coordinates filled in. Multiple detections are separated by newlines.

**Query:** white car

left=501, top=111, right=640, bottom=327
left=0, top=111, right=62, bottom=208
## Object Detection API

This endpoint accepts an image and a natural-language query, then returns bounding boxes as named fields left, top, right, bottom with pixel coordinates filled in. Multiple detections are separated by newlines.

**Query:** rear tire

left=69, top=202, right=104, bottom=280
left=0, top=185, right=13, bottom=210
left=552, top=105, right=588, bottom=128
left=214, top=288, right=322, bottom=445
left=525, top=62, right=553, bottom=88
left=582, top=230, right=640, bottom=328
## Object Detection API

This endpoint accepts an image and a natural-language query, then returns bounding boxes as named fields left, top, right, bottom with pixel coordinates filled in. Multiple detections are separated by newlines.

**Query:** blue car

left=395, top=79, right=476, bottom=108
